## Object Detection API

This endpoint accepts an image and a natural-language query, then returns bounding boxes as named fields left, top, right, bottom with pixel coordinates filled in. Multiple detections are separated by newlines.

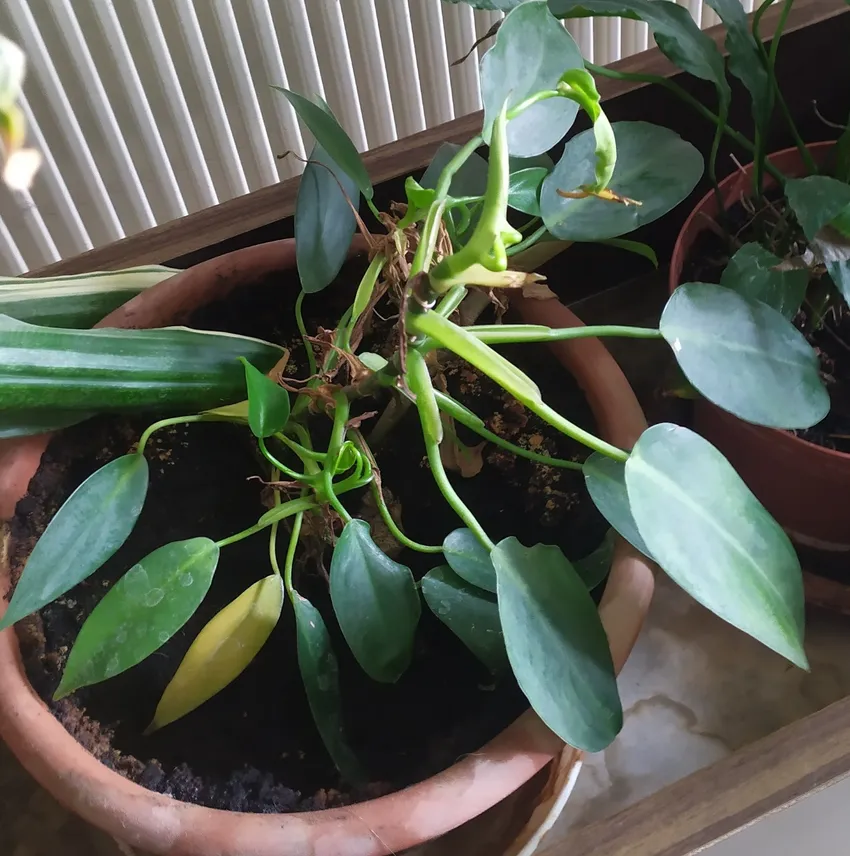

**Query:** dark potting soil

left=683, top=201, right=850, bottom=454
left=11, top=259, right=607, bottom=813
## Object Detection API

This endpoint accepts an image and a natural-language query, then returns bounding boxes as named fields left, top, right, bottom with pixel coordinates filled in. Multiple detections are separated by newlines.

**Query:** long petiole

left=505, top=223, right=549, bottom=257
left=369, top=481, right=443, bottom=553
left=433, top=390, right=583, bottom=471
left=465, top=323, right=663, bottom=345
left=295, top=291, right=318, bottom=378
left=137, top=414, right=209, bottom=456
left=258, top=437, right=314, bottom=483
left=283, top=511, right=304, bottom=598
left=276, top=432, right=327, bottom=463
left=268, top=469, right=283, bottom=577
left=216, top=497, right=317, bottom=548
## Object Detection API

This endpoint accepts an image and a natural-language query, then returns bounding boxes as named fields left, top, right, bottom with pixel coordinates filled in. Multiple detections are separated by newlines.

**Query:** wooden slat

left=543, top=693, right=850, bottom=856
left=26, top=0, right=846, bottom=277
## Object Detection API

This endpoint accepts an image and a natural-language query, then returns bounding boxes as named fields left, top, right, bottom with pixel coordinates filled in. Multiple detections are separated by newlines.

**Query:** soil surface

left=684, top=200, right=850, bottom=454
left=12, top=260, right=607, bottom=813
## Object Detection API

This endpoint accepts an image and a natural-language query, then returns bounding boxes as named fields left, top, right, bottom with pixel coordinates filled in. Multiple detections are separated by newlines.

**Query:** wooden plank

left=541, top=694, right=850, bottom=856
left=25, top=0, right=846, bottom=277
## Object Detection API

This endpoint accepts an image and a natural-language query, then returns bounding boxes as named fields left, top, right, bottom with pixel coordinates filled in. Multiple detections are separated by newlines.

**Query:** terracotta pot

left=0, top=240, right=654, bottom=856
left=669, top=142, right=850, bottom=554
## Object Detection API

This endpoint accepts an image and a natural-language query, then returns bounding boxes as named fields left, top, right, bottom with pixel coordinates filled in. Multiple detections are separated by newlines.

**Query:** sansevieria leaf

left=55, top=538, right=220, bottom=698
left=0, top=454, right=149, bottom=630
left=147, top=574, right=284, bottom=732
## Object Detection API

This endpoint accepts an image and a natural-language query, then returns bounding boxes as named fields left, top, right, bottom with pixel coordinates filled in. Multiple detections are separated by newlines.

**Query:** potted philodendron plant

left=537, top=0, right=850, bottom=562
left=0, top=6, right=824, bottom=854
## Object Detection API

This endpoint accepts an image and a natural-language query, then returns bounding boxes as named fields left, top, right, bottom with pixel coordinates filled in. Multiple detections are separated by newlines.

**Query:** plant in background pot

left=0, top=4, right=828, bottom=854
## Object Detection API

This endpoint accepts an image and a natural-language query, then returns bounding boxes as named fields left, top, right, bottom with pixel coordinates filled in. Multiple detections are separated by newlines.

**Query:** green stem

left=465, top=323, right=663, bottom=345
left=258, top=437, right=314, bottom=483
left=269, top=468, right=282, bottom=577
left=369, top=481, right=442, bottom=553
left=295, top=290, right=318, bottom=378
left=585, top=62, right=787, bottom=185
left=137, top=414, right=208, bottom=456
left=506, top=223, right=549, bottom=257
left=435, top=285, right=468, bottom=318
left=283, top=511, right=304, bottom=598
left=434, top=390, right=583, bottom=471
left=276, top=432, right=327, bottom=463
left=216, top=497, right=317, bottom=548
left=366, top=198, right=382, bottom=221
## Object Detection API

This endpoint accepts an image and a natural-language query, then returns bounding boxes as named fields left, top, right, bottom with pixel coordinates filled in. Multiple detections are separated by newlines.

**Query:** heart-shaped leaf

left=720, top=243, right=809, bottom=320
left=0, top=454, right=149, bottom=630
left=293, top=591, right=362, bottom=782
left=508, top=167, right=549, bottom=215
left=625, top=424, right=807, bottom=668
left=272, top=88, right=372, bottom=200
left=583, top=452, right=653, bottom=559
left=541, top=122, right=703, bottom=241
left=493, top=537, right=622, bottom=752
left=480, top=0, right=584, bottom=157
left=329, top=520, right=420, bottom=683
left=574, top=530, right=616, bottom=590
left=421, top=143, right=488, bottom=196
left=55, top=538, right=220, bottom=698
left=661, top=283, right=828, bottom=429
left=295, top=143, right=358, bottom=294
left=443, top=527, right=497, bottom=592
left=421, top=565, right=507, bottom=673
left=147, top=574, right=284, bottom=733
left=240, top=358, right=290, bottom=438
left=785, top=176, right=850, bottom=241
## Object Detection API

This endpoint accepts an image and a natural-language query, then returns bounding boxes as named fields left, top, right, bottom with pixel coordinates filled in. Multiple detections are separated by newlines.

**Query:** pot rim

left=0, top=238, right=652, bottom=856
left=668, top=140, right=850, bottom=463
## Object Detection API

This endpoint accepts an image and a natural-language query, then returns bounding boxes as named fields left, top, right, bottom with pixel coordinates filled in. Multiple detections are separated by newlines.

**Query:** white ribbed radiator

left=0, top=0, right=756, bottom=275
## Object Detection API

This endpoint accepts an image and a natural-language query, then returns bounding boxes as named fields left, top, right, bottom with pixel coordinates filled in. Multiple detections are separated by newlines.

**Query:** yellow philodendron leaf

left=146, top=574, right=284, bottom=733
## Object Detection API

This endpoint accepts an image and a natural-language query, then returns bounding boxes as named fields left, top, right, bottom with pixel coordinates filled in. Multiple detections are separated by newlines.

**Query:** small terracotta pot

left=0, top=240, right=654, bottom=856
left=669, top=142, right=850, bottom=554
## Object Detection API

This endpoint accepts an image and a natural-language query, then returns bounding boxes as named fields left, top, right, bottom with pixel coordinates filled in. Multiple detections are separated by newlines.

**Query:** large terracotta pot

left=0, top=239, right=654, bottom=856
left=669, top=142, right=850, bottom=554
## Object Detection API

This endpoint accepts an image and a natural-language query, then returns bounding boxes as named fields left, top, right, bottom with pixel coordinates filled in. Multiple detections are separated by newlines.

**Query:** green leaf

left=421, top=143, right=488, bottom=197
left=661, top=283, right=828, bottom=429
left=293, top=591, right=363, bottom=782
left=508, top=167, right=549, bottom=216
left=720, top=243, right=809, bottom=320
left=583, top=453, right=653, bottom=559
left=785, top=176, right=850, bottom=241
left=421, top=565, right=507, bottom=673
left=240, top=358, right=290, bottom=438
left=329, top=520, right=420, bottom=683
left=595, top=238, right=658, bottom=267
left=493, top=537, right=622, bottom=752
left=0, top=409, right=93, bottom=438
left=574, top=530, right=616, bottom=590
left=357, top=351, right=388, bottom=372
left=55, top=537, right=220, bottom=698
left=703, top=0, right=772, bottom=133
left=443, top=528, right=497, bottom=592
left=0, top=315, right=284, bottom=413
left=541, top=122, right=703, bottom=241
left=441, top=0, right=523, bottom=9
left=147, top=574, right=283, bottom=732
left=272, top=88, right=372, bottom=200
left=550, top=0, right=730, bottom=110
left=480, top=0, right=584, bottom=157
left=810, top=226, right=850, bottom=305
left=295, top=143, right=358, bottom=295
left=0, top=266, right=177, bottom=328
left=0, top=454, right=149, bottom=630
left=625, top=424, right=807, bottom=668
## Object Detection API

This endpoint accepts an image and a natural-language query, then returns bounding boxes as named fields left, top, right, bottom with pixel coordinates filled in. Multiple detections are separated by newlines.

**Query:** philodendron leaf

left=541, top=122, right=703, bottom=241
left=720, top=243, right=809, bottom=320
left=147, top=574, right=284, bottom=733
left=293, top=591, right=363, bottom=783
left=0, top=316, right=284, bottom=412
left=421, top=565, right=507, bottom=673
left=443, top=528, right=497, bottom=592
left=583, top=453, right=653, bottom=559
left=421, top=143, right=488, bottom=242
left=272, top=88, right=372, bottom=200
left=480, top=0, right=584, bottom=157
left=574, top=529, right=616, bottom=590
left=493, top=537, right=622, bottom=752
left=550, top=0, right=730, bottom=111
left=0, top=454, right=149, bottom=630
left=240, top=358, right=290, bottom=438
left=703, top=0, right=771, bottom=133
left=508, top=167, right=549, bottom=216
left=785, top=176, right=850, bottom=241
left=55, top=538, right=220, bottom=698
left=625, top=424, right=807, bottom=668
left=442, top=0, right=523, bottom=9
left=661, top=283, right=828, bottom=429
left=295, top=143, right=358, bottom=294
left=329, top=520, right=420, bottom=683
